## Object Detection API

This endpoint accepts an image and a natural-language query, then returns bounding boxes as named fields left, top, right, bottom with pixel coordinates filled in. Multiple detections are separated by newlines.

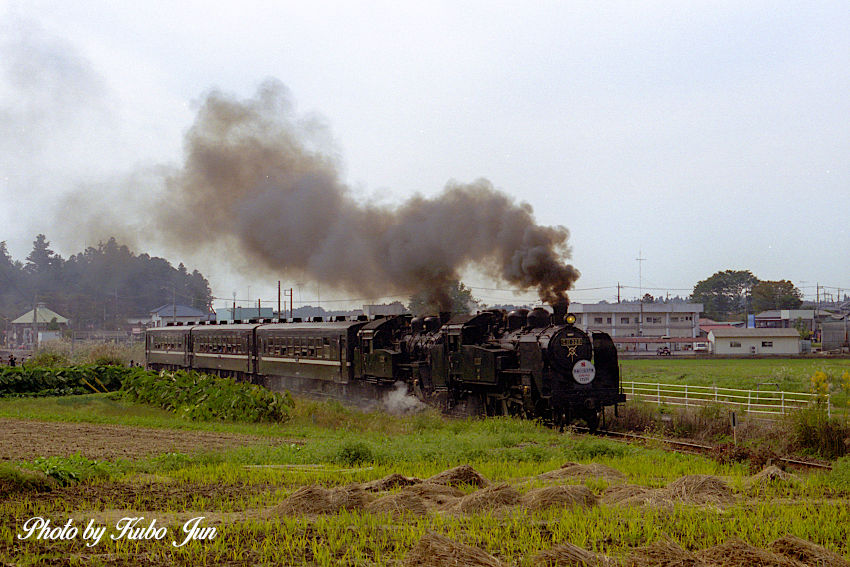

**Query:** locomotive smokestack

left=551, top=297, right=569, bottom=325
left=84, top=81, right=579, bottom=310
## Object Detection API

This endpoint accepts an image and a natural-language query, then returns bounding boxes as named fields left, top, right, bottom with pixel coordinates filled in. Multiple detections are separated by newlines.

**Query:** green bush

left=121, top=369, right=294, bottom=423
left=25, top=351, right=71, bottom=368
left=789, top=406, right=849, bottom=460
left=334, top=440, right=374, bottom=466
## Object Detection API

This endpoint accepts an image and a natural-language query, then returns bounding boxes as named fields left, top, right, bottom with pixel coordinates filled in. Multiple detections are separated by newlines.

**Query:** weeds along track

left=577, top=427, right=834, bottom=471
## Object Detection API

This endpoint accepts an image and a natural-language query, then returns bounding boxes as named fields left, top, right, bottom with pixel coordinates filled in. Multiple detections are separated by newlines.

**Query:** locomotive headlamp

left=565, top=314, right=576, bottom=325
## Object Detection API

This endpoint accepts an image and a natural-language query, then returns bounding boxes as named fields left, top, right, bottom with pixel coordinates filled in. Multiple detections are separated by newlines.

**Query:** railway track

left=577, top=427, right=833, bottom=471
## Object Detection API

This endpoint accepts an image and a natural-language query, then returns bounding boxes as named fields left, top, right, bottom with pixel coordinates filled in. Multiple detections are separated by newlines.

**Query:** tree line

left=0, top=235, right=213, bottom=330
left=690, top=270, right=803, bottom=322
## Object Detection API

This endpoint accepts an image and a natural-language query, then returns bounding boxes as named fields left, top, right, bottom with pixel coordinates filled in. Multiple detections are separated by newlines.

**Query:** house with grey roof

left=9, top=303, right=69, bottom=347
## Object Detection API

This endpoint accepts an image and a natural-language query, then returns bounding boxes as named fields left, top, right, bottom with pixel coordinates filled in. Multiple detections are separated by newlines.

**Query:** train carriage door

left=339, top=335, right=349, bottom=383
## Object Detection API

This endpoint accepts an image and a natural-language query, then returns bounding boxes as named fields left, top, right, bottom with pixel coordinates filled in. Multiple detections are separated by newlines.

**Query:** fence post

left=747, top=390, right=751, bottom=413
left=714, top=385, right=718, bottom=402
left=781, top=391, right=785, bottom=415
left=684, top=384, right=688, bottom=407
left=657, top=382, right=661, bottom=407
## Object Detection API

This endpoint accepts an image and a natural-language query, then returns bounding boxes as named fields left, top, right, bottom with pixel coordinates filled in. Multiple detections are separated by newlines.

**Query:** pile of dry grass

left=602, top=475, right=733, bottom=511
left=769, top=535, right=850, bottom=567
left=275, top=484, right=370, bottom=515
left=662, top=475, right=735, bottom=506
left=403, top=531, right=506, bottom=567
left=365, top=491, right=428, bottom=516
left=599, top=485, right=653, bottom=506
left=425, top=464, right=491, bottom=488
left=451, top=483, right=520, bottom=514
left=521, top=485, right=597, bottom=512
left=362, top=473, right=422, bottom=492
left=402, top=483, right=464, bottom=509
left=538, top=462, right=626, bottom=482
left=697, top=538, right=806, bottom=567
left=533, top=542, right=620, bottom=567
left=749, top=466, right=796, bottom=487
left=625, top=537, right=707, bottom=567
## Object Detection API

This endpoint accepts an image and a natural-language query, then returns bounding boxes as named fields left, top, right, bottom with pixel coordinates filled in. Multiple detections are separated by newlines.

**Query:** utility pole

left=232, top=291, right=236, bottom=323
left=617, top=282, right=621, bottom=304
left=278, top=281, right=281, bottom=320
left=32, top=295, right=38, bottom=351
left=636, top=250, right=646, bottom=338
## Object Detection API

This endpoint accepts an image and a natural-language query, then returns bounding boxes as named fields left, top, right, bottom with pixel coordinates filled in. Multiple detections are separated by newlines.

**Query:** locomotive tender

left=145, top=304, right=625, bottom=429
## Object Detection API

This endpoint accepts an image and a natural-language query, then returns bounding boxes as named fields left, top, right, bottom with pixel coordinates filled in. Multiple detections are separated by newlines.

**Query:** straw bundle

left=425, top=464, right=491, bottom=488
left=769, top=535, right=850, bottom=567
left=403, top=531, right=506, bottom=567
left=521, top=485, right=597, bottom=511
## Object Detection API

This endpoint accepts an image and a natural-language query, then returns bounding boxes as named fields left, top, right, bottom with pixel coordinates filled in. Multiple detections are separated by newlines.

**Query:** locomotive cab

left=356, top=316, right=408, bottom=381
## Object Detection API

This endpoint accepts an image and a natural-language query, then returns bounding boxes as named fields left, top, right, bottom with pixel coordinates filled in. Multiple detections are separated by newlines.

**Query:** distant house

left=9, top=303, right=69, bottom=347
left=698, top=317, right=741, bottom=338
left=149, top=304, right=212, bottom=327
left=708, top=328, right=800, bottom=355
left=754, top=310, right=816, bottom=332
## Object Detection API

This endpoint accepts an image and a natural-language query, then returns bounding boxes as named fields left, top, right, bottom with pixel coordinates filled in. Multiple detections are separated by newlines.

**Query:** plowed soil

left=0, top=418, right=296, bottom=461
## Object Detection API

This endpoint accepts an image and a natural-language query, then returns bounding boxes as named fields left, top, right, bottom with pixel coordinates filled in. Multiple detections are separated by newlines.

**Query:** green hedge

left=0, top=365, right=129, bottom=396
left=121, top=369, right=294, bottom=423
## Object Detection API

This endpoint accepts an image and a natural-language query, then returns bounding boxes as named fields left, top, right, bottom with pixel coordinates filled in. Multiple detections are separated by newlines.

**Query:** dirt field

left=0, top=418, right=297, bottom=461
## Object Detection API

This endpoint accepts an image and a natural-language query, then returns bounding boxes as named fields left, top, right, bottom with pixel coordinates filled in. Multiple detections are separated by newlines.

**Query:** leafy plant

left=121, top=369, right=294, bottom=423
left=0, top=365, right=129, bottom=396
left=28, top=454, right=116, bottom=486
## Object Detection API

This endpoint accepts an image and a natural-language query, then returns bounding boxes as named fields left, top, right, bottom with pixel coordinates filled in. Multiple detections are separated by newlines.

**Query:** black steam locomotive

left=145, top=305, right=624, bottom=429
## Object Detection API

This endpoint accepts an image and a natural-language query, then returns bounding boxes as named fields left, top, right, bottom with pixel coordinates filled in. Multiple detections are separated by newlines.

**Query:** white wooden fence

left=621, top=380, right=832, bottom=419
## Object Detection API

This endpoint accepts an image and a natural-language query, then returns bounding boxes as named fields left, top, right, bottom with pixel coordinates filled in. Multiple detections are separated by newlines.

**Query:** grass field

left=621, top=358, right=850, bottom=392
left=2, top=392, right=849, bottom=566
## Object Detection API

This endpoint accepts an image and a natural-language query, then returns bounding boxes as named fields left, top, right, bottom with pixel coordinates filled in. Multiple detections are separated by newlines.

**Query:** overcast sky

left=2, top=1, right=848, bottom=310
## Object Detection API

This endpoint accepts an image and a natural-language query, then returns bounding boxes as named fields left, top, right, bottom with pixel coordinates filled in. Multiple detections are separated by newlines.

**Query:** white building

left=708, top=328, right=800, bottom=355
left=569, top=302, right=703, bottom=338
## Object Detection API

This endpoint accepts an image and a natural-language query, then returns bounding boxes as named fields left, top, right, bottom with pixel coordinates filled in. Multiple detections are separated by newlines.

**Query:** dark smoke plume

left=159, top=80, right=579, bottom=310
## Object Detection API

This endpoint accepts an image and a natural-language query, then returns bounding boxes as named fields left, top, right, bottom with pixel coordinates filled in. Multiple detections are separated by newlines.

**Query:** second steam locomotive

left=146, top=304, right=624, bottom=429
